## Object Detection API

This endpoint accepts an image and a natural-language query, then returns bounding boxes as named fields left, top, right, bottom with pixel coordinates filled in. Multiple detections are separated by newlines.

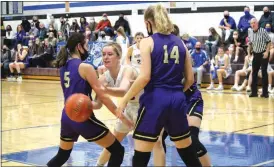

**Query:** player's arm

left=105, top=66, right=135, bottom=97
left=125, top=46, right=133, bottom=65
left=220, top=55, right=229, bottom=69
left=183, top=43, right=194, bottom=91
left=78, top=63, right=117, bottom=116
left=242, top=56, right=248, bottom=70
left=121, top=37, right=152, bottom=103
left=92, top=76, right=107, bottom=110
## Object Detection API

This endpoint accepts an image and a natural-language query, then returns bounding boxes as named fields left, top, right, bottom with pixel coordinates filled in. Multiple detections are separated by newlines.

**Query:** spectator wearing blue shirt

left=181, top=33, right=198, bottom=53
left=219, top=10, right=236, bottom=44
left=238, top=6, right=255, bottom=42
left=191, top=42, right=209, bottom=88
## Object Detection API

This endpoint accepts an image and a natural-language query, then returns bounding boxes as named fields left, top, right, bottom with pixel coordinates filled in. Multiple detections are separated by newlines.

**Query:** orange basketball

left=65, top=93, right=93, bottom=123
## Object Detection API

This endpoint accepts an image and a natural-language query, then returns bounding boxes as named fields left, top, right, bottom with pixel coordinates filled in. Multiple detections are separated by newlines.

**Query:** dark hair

left=55, top=33, right=86, bottom=68
left=172, top=24, right=180, bottom=36
left=135, top=32, right=144, bottom=38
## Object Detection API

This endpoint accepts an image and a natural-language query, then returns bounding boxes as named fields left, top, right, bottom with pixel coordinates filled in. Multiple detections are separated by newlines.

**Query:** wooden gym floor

left=1, top=80, right=274, bottom=166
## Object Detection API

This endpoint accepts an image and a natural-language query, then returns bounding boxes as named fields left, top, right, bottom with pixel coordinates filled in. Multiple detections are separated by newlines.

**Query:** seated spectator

left=259, top=7, right=274, bottom=32
left=79, top=16, right=89, bottom=34
left=70, top=19, right=80, bottom=33
left=38, top=23, right=47, bottom=41
left=88, top=17, right=97, bottom=32
left=205, top=27, right=221, bottom=60
left=57, top=31, right=66, bottom=43
left=48, top=32, right=57, bottom=48
left=29, top=38, right=44, bottom=67
left=115, top=26, right=130, bottom=64
left=238, top=6, right=255, bottom=42
left=8, top=43, right=29, bottom=82
left=21, top=17, right=31, bottom=33
left=114, top=13, right=131, bottom=36
left=265, top=23, right=274, bottom=62
left=85, top=26, right=92, bottom=42
left=28, top=40, right=35, bottom=57
left=48, top=24, right=57, bottom=38
left=1, top=45, right=12, bottom=78
left=207, top=47, right=232, bottom=90
left=219, top=10, right=236, bottom=44
left=231, top=53, right=253, bottom=91
left=32, top=16, right=40, bottom=30
left=28, top=23, right=39, bottom=39
left=31, top=38, right=54, bottom=67
left=59, top=17, right=70, bottom=40
left=48, top=15, right=58, bottom=31
left=15, top=25, right=27, bottom=47
left=4, top=25, right=15, bottom=48
left=228, top=30, right=246, bottom=63
left=191, top=42, right=209, bottom=89
left=181, top=33, right=197, bottom=53
left=95, top=13, right=112, bottom=35
left=97, top=31, right=112, bottom=42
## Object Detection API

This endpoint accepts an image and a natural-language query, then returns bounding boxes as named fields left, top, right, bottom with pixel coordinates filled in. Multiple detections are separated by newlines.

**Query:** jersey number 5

left=163, top=45, right=179, bottom=64
left=64, top=72, right=70, bottom=88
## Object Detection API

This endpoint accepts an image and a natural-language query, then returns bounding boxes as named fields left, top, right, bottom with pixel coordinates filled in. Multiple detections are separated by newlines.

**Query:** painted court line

left=2, top=100, right=63, bottom=108
left=252, top=159, right=274, bottom=166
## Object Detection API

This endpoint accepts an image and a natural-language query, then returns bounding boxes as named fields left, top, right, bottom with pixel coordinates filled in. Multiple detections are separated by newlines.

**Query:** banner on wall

left=56, top=41, right=107, bottom=70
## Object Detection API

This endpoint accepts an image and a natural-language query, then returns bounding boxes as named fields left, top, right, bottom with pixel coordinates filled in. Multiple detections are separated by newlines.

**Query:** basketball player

left=47, top=33, right=132, bottom=167
left=125, top=32, right=145, bottom=72
left=95, top=42, right=165, bottom=166
left=116, top=4, right=202, bottom=167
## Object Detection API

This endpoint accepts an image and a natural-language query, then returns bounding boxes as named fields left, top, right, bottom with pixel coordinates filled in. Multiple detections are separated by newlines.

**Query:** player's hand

left=116, top=100, right=133, bottom=128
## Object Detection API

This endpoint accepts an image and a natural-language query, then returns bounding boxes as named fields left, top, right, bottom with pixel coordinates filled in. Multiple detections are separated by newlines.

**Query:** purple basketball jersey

left=145, top=33, right=186, bottom=90
left=60, top=58, right=92, bottom=101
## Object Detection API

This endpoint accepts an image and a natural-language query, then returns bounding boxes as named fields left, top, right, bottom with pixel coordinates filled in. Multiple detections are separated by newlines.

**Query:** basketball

left=65, top=93, right=93, bottom=122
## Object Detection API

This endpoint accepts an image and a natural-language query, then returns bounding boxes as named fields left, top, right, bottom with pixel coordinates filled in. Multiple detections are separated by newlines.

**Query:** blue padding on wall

left=23, top=1, right=161, bottom=11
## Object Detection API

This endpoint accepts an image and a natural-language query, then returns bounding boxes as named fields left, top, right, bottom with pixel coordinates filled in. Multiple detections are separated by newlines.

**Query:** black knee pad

left=47, top=148, right=72, bottom=167
left=132, top=150, right=151, bottom=167
left=106, top=139, right=125, bottom=167
left=190, top=126, right=207, bottom=157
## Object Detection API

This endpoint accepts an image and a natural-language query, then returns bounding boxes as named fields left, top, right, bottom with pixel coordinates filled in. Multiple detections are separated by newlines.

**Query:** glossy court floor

left=1, top=80, right=274, bottom=166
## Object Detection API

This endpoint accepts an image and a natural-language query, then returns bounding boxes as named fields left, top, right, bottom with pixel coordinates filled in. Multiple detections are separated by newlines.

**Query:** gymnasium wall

left=2, top=1, right=274, bottom=36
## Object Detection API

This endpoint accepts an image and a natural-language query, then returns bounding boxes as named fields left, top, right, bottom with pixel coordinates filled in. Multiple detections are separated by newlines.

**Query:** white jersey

left=131, top=44, right=141, bottom=69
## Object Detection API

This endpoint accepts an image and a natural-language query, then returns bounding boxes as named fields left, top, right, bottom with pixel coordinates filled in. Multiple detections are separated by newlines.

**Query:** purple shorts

left=186, top=90, right=203, bottom=119
left=133, top=88, right=190, bottom=142
left=60, top=110, right=109, bottom=142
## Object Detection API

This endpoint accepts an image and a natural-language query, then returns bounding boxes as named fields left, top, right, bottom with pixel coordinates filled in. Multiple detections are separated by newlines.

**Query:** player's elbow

left=141, top=75, right=151, bottom=84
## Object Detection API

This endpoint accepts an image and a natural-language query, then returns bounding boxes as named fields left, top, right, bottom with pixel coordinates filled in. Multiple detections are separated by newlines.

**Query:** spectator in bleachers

left=28, top=23, right=39, bottom=39
left=114, top=13, right=131, bottom=36
left=48, top=16, right=58, bottom=32
left=191, top=42, right=209, bottom=89
left=207, top=47, right=232, bottom=90
left=85, top=26, right=92, bottom=42
left=4, top=25, right=15, bottom=48
left=21, top=17, right=31, bottom=33
left=27, top=40, right=35, bottom=57
left=32, top=16, right=40, bottom=30
left=88, top=17, right=97, bottom=32
left=115, top=26, right=129, bottom=64
left=31, top=38, right=54, bottom=67
left=15, top=25, right=26, bottom=47
left=29, top=38, right=44, bottom=67
left=97, top=31, right=112, bottom=42
left=57, top=31, right=66, bottom=43
left=238, top=6, right=255, bottom=42
left=228, top=30, right=246, bottom=63
left=219, top=10, right=236, bottom=44
left=205, top=27, right=221, bottom=60
left=231, top=53, right=253, bottom=91
left=48, top=32, right=57, bottom=48
left=181, top=33, right=197, bottom=53
left=8, top=43, right=29, bottom=82
left=79, top=16, right=89, bottom=33
left=95, top=13, right=112, bottom=35
left=38, top=23, right=47, bottom=41
left=59, top=16, right=70, bottom=40
left=265, top=23, right=274, bottom=62
left=259, top=7, right=274, bottom=32
left=1, top=45, right=12, bottom=78
left=48, top=24, right=57, bottom=38
left=70, top=19, right=80, bottom=33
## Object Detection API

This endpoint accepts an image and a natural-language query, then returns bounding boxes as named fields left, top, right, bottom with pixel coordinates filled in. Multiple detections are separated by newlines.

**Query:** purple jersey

left=145, top=33, right=186, bottom=91
left=60, top=59, right=92, bottom=102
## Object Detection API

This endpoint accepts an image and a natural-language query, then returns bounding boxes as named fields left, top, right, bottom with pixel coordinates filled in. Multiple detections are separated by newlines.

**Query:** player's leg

left=187, top=99, right=211, bottom=167
left=215, top=69, right=225, bottom=90
left=152, top=129, right=166, bottom=166
left=232, top=69, right=246, bottom=90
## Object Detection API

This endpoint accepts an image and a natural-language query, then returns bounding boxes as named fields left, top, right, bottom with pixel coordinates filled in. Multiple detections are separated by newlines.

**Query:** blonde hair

left=117, top=26, right=127, bottom=39
left=103, top=42, right=122, bottom=58
left=144, top=4, right=174, bottom=34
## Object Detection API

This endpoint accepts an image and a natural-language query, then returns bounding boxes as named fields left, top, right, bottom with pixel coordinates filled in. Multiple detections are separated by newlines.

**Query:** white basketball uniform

left=130, top=44, right=141, bottom=74
left=104, top=65, right=141, bottom=133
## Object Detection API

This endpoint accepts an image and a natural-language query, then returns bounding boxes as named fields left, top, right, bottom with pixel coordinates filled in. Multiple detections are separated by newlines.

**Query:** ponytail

left=117, top=26, right=127, bottom=40
left=54, top=46, right=69, bottom=68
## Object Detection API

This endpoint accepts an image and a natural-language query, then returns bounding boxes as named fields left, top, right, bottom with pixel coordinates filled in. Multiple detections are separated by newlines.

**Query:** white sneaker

left=246, top=86, right=251, bottom=92
left=268, top=87, right=272, bottom=93
left=231, top=85, right=238, bottom=91
left=259, top=88, right=262, bottom=93
left=7, top=76, right=16, bottom=82
left=214, top=85, right=224, bottom=91
left=270, top=88, right=274, bottom=94
left=237, top=86, right=245, bottom=91
left=206, top=84, right=214, bottom=90
left=17, top=76, right=22, bottom=82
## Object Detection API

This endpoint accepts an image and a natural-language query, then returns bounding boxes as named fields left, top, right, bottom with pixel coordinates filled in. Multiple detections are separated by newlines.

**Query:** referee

left=248, top=18, right=271, bottom=98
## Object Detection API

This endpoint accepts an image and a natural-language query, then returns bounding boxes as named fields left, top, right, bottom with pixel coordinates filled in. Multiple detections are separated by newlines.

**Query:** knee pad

left=106, top=139, right=125, bottom=167
left=47, top=148, right=72, bottom=167
left=190, top=126, right=207, bottom=157
left=132, top=150, right=151, bottom=167
left=106, top=139, right=124, bottom=154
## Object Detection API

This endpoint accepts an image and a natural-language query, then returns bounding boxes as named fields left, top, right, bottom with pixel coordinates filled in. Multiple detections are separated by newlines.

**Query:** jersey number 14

left=163, top=45, right=179, bottom=64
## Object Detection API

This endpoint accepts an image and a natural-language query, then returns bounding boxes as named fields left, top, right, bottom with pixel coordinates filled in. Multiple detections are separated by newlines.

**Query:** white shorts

left=115, top=102, right=139, bottom=133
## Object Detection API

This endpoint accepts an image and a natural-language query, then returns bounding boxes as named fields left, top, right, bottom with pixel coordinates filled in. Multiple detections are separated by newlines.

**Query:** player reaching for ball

left=47, top=33, right=132, bottom=167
